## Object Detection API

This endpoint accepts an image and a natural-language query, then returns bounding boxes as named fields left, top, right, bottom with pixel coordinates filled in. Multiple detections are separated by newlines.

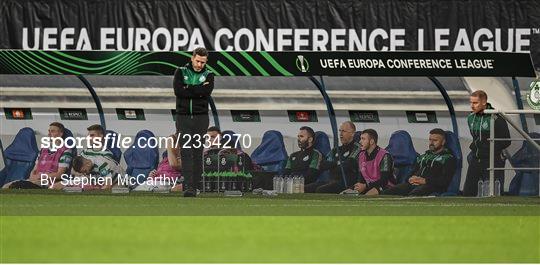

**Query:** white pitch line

left=1, top=203, right=537, bottom=208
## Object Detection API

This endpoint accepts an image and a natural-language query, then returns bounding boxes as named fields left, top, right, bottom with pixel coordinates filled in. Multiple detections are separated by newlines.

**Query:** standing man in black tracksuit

left=463, top=90, right=510, bottom=196
left=173, top=47, right=214, bottom=197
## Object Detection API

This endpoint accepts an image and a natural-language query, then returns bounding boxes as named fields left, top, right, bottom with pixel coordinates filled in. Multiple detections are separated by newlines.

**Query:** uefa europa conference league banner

left=1, top=0, right=539, bottom=69
left=0, top=51, right=535, bottom=77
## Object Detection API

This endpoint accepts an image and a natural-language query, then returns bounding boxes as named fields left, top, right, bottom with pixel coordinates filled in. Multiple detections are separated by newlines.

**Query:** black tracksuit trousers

left=176, top=114, right=209, bottom=190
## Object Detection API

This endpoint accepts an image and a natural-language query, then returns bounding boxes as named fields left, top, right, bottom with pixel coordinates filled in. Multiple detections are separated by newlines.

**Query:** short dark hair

left=429, top=128, right=447, bottom=140
left=362, top=129, right=378, bottom=143
left=207, top=126, right=221, bottom=134
left=193, top=47, right=208, bottom=57
left=299, top=126, right=315, bottom=139
left=72, top=156, right=87, bottom=172
left=87, top=124, right=105, bottom=136
left=471, top=90, right=488, bottom=101
left=49, top=122, right=65, bottom=134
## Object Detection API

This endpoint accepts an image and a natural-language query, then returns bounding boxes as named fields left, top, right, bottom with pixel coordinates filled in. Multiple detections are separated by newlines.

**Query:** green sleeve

left=309, top=151, right=322, bottom=170
left=285, top=157, right=292, bottom=170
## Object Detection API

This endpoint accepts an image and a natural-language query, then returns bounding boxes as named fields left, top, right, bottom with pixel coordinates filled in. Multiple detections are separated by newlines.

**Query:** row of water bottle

left=477, top=179, right=501, bottom=197
left=273, top=176, right=304, bottom=194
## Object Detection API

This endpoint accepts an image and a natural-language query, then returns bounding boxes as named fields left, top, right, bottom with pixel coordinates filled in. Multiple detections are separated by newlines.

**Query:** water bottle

left=273, top=176, right=278, bottom=191
left=213, top=174, right=219, bottom=191
left=494, top=180, right=501, bottom=197
left=220, top=176, right=226, bottom=191
left=277, top=176, right=284, bottom=193
left=300, top=176, right=304, bottom=193
left=293, top=177, right=300, bottom=193
left=205, top=179, right=211, bottom=192
left=222, top=174, right=228, bottom=191
left=287, top=177, right=294, bottom=194
left=231, top=177, right=237, bottom=190
left=477, top=180, right=484, bottom=197
left=482, top=180, right=490, bottom=197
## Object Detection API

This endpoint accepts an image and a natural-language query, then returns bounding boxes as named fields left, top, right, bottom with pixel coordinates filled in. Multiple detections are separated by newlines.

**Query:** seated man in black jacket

left=282, top=126, right=323, bottom=187
left=306, top=121, right=361, bottom=193
left=382, top=128, right=456, bottom=196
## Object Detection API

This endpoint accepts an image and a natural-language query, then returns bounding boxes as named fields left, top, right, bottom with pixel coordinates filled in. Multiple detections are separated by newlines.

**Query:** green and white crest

left=199, top=75, right=207, bottom=83
left=527, top=78, right=540, bottom=110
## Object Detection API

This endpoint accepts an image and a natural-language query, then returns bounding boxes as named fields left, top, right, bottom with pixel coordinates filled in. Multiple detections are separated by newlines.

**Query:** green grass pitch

left=1, top=190, right=539, bottom=263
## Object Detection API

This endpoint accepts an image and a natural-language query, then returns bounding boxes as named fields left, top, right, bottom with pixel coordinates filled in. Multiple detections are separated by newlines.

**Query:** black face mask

left=298, top=139, right=309, bottom=149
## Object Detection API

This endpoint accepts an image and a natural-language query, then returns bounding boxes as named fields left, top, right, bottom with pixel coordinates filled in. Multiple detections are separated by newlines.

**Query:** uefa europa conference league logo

left=527, top=78, right=540, bottom=110
left=296, top=55, right=309, bottom=73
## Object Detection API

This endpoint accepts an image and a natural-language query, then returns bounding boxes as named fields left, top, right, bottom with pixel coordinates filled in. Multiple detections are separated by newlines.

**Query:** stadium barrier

left=486, top=109, right=540, bottom=197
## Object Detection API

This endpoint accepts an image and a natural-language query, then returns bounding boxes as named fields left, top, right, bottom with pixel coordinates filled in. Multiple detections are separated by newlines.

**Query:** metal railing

left=485, top=109, right=540, bottom=197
